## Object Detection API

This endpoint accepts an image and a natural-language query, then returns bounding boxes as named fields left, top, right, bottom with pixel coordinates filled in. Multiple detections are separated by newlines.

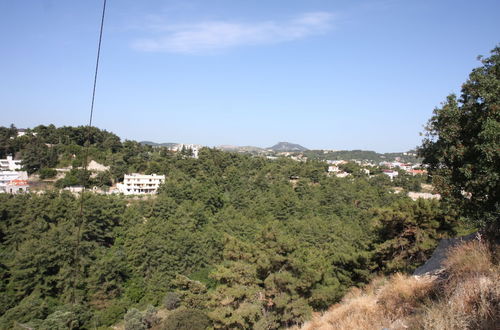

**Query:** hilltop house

left=117, top=173, right=165, bottom=195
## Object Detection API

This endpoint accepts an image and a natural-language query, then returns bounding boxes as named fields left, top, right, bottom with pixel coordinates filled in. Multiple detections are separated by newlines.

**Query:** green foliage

left=393, top=172, right=424, bottom=192
left=0, top=124, right=18, bottom=158
left=207, top=229, right=334, bottom=328
left=0, top=124, right=465, bottom=328
left=373, top=199, right=463, bottom=273
left=38, top=167, right=57, bottom=179
left=124, top=308, right=146, bottom=330
left=124, top=306, right=159, bottom=330
left=419, top=46, right=500, bottom=234
left=94, top=170, right=113, bottom=187
left=304, top=149, right=421, bottom=164
left=162, top=309, right=211, bottom=330
left=21, top=137, right=57, bottom=174
left=173, top=275, right=208, bottom=310
left=55, top=169, right=91, bottom=187
left=163, top=292, right=181, bottom=310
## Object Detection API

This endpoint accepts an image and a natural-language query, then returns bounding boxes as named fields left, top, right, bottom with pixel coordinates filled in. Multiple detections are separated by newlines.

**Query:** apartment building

left=117, top=173, right=165, bottom=195
left=0, top=155, right=22, bottom=171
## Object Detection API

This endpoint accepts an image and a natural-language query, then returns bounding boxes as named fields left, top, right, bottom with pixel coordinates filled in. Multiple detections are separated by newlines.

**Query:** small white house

left=117, top=173, right=165, bottom=195
left=5, top=180, right=29, bottom=194
left=0, top=155, right=22, bottom=171
left=328, top=165, right=340, bottom=173
left=0, top=171, right=29, bottom=194
left=382, top=169, right=399, bottom=181
left=17, top=129, right=28, bottom=137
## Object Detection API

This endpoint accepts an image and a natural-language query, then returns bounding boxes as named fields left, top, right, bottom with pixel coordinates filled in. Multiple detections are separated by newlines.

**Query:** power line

left=71, top=0, right=107, bottom=304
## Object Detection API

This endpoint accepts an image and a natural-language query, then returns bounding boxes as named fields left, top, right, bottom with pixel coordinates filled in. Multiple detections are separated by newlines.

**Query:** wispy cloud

left=132, top=12, right=335, bottom=54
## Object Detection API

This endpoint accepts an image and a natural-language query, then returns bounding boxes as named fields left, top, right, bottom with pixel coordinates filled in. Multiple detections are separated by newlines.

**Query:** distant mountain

left=140, top=141, right=178, bottom=147
left=268, top=142, right=308, bottom=152
left=217, top=145, right=265, bottom=153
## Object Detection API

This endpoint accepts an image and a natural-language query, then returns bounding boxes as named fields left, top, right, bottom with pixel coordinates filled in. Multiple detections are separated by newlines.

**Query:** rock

left=413, top=232, right=478, bottom=276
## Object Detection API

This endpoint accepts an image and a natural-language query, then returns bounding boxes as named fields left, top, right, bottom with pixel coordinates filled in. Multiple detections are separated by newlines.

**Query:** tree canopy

left=419, top=46, right=500, bottom=234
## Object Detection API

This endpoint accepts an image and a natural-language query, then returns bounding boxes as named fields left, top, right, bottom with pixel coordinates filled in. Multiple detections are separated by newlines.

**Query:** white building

left=5, top=180, right=29, bottom=194
left=382, top=169, right=399, bottom=181
left=170, top=144, right=201, bottom=159
left=117, top=173, right=165, bottom=195
left=17, top=129, right=27, bottom=137
left=327, top=160, right=348, bottom=165
left=0, top=155, right=22, bottom=171
left=408, top=192, right=441, bottom=201
left=328, top=165, right=340, bottom=173
left=0, top=171, right=29, bottom=194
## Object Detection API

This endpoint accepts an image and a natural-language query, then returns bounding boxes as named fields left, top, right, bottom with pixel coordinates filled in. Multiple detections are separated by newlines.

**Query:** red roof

left=9, top=180, right=29, bottom=186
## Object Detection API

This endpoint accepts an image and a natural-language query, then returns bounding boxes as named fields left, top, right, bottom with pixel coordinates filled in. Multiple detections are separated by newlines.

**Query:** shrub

left=301, top=239, right=499, bottom=330
left=162, top=309, right=210, bottom=330
left=142, top=305, right=159, bottom=328
left=39, top=167, right=57, bottom=179
left=123, top=306, right=159, bottom=330
left=163, top=292, right=181, bottom=310
left=443, top=239, right=493, bottom=282
left=39, top=310, right=78, bottom=330
left=124, top=308, right=145, bottom=330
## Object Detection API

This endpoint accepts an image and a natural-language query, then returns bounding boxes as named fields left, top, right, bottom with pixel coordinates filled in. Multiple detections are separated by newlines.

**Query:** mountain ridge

left=267, top=142, right=309, bottom=152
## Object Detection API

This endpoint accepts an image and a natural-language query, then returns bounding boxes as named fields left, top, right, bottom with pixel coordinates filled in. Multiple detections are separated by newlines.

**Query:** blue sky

left=1, top=0, right=499, bottom=152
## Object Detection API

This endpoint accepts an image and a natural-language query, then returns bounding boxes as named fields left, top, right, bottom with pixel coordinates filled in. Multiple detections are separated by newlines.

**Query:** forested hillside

left=1, top=44, right=497, bottom=329
left=0, top=140, right=467, bottom=328
left=298, top=45, right=500, bottom=330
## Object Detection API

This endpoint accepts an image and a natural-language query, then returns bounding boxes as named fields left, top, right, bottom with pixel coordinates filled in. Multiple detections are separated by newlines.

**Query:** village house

left=408, top=169, right=426, bottom=176
left=382, top=169, right=399, bottom=181
left=5, top=179, right=29, bottom=194
left=0, top=171, right=29, bottom=194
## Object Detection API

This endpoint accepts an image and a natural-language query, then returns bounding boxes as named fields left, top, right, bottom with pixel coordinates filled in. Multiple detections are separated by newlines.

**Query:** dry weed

left=299, top=240, right=499, bottom=330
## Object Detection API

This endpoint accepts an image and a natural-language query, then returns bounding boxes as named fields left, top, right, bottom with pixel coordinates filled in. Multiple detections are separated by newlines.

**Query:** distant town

left=0, top=127, right=439, bottom=201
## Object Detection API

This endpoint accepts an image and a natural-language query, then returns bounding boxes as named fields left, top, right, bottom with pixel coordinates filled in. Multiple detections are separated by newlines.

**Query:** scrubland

left=300, top=239, right=499, bottom=330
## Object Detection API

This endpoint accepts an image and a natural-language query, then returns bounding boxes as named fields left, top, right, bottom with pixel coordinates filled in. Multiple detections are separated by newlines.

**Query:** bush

left=162, top=309, right=210, bottom=330
left=93, top=300, right=127, bottom=327
left=39, top=310, right=78, bottom=330
left=123, top=306, right=159, bottom=330
left=55, top=169, right=90, bottom=188
left=94, top=170, right=113, bottom=187
left=124, top=308, right=146, bottom=330
left=163, top=292, right=180, bottom=310
left=142, top=305, right=159, bottom=328
left=302, top=239, right=499, bottom=330
left=39, top=167, right=57, bottom=179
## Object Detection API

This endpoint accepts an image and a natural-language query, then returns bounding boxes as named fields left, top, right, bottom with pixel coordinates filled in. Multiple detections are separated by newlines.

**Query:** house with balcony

left=0, top=155, right=22, bottom=171
left=117, top=173, right=165, bottom=195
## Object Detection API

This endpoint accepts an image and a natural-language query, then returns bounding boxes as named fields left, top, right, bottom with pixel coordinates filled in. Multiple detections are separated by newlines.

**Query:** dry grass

left=300, top=239, right=499, bottom=330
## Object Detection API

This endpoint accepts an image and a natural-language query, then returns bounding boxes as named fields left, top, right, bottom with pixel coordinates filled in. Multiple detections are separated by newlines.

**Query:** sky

left=1, top=0, right=499, bottom=152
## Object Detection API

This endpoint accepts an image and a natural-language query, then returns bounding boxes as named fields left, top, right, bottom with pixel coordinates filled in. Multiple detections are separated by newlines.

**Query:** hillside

left=139, top=141, right=178, bottom=148
left=0, top=126, right=463, bottom=329
left=268, top=142, right=309, bottom=152
left=299, top=238, right=499, bottom=330
left=303, top=149, right=421, bottom=164
left=216, top=145, right=265, bottom=153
